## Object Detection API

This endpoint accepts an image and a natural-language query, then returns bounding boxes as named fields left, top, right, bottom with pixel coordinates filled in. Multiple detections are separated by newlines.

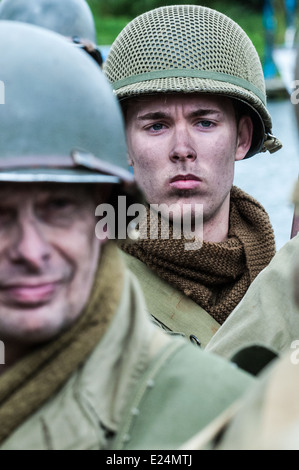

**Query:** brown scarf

left=0, top=241, right=124, bottom=445
left=121, top=186, right=276, bottom=325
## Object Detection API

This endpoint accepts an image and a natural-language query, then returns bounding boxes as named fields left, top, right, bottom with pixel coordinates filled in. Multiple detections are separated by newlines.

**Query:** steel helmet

left=0, top=0, right=103, bottom=66
left=0, top=20, right=133, bottom=187
left=0, top=0, right=97, bottom=42
left=104, top=4, right=282, bottom=158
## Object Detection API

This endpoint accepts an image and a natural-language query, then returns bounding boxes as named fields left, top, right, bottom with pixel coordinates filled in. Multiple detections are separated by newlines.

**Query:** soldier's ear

left=127, top=152, right=134, bottom=167
left=235, top=116, right=253, bottom=162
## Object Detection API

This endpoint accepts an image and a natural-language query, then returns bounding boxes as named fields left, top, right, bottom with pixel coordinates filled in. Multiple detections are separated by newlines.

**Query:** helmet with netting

left=0, top=20, right=133, bottom=188
left=104, top=4, right=282, bottom=158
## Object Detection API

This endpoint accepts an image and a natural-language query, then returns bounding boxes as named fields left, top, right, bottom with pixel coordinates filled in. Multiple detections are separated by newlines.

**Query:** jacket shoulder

left=119, top=249, right=220, bottom=346
left=112, top=338, right=254, bottom=450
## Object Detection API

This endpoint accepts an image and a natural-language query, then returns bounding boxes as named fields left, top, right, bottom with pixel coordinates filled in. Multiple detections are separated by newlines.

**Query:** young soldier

left=104, top=5, right=282, bottom=347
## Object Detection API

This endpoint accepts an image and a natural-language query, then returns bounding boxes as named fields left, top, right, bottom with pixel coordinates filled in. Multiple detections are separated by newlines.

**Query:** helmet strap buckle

left=261, top=132, right=283, bottom=154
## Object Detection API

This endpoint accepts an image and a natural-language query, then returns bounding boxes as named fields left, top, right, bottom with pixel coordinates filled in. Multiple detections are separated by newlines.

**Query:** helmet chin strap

left=261, top=132, right=283, bottom=154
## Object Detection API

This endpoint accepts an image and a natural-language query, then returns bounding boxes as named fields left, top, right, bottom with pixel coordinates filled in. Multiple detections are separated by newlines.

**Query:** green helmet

left=0, top=0, right=97, bottom=43
left=104, top=4, right=282, bottom=158
left=0, top=0, right=104, bottom=66
left=0, top=20, right=132, bottom=186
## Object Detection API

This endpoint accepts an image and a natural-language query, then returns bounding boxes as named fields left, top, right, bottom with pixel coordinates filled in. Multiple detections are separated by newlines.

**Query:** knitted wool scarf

left=121, top=186, right=276, bottom=325
left=0, top=241, right=123, bottom=445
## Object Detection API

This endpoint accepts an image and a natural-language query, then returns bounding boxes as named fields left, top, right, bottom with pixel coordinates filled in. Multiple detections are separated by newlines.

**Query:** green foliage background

left=88, top=0, right=261, bottom=17
left=87, top=0, right=296, bottom=61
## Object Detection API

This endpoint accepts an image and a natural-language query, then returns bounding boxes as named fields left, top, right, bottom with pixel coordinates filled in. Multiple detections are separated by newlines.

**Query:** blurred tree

left=87, top=0, right=265, bottom=57
left=263, top=0, right=278, bottom=78
left=88, top=0, right=261, bottom=17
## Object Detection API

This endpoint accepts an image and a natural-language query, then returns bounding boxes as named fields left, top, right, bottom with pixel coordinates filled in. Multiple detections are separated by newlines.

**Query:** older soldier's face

left=0, top=183, right=103, bottom=346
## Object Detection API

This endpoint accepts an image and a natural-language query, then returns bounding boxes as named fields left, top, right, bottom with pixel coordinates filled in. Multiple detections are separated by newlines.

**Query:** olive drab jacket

left=1, top=261, right=253, bottom=450
left=206, top=234, right=299, bottom=359
left=181, top=351, right=299, bottom=450
left=120, top=251, right=221, bottom=348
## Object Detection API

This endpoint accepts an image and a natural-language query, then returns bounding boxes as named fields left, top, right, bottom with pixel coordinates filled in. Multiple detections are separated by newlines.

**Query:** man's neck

left=202, top=197, right=231, bottom=243
left=203, top=219, right=229, bottom=243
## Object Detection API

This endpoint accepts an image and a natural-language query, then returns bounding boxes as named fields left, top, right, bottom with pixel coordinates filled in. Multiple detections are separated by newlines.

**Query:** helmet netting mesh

left=104, top=5, right=271, bottom=129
